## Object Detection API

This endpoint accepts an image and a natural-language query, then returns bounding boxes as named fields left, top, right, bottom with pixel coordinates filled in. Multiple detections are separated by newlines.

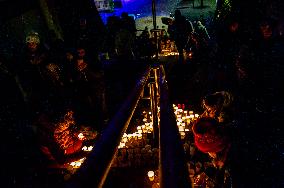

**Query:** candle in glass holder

left=180, top=132, right=186, bottom=139
left=148, top=171, right=155, bottom=181
left=179, top=126, right=184, bottom=132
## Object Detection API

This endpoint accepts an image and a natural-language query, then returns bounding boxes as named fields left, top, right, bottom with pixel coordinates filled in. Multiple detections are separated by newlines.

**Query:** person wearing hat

left=192, top=117, right=231, bottom=169
left=192, top=117, right=231, bottom=187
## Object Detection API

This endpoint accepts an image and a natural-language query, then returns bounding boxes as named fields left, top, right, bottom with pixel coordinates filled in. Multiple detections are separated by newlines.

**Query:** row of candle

left=173, top=104, right=199, bottom=139
left=118, top=111, right=154, bottom=149
left=68, top=104, right=198, bottom=170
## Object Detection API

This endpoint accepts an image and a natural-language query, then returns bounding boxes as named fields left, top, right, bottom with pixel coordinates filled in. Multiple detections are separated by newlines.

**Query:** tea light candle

left=147, top=171, right=155, bottom=181
left=179, top=126, right=184, bottom=132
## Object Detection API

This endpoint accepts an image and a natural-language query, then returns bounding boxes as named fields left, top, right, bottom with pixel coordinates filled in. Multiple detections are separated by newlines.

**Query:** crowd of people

left=1, top=6, right=283, bottom=187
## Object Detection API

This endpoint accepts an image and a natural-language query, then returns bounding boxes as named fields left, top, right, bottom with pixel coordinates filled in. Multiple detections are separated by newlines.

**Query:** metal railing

left=159, top=65, right=192, bottom=188
left=66, top=64, right=191, bottom=188
left=66, top=66, right=151, bottom=188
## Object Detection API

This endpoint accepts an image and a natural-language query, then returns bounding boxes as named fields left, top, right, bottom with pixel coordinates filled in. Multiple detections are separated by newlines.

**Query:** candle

left=148, top=171, right=155, bottom=181
left=179, top=126, right=184, bottom=132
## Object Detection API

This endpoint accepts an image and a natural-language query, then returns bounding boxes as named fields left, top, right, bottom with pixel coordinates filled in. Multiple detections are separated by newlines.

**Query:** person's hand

left=212, top=159, right=225, bottom=169
left=77, top=60, right=87, bottom=71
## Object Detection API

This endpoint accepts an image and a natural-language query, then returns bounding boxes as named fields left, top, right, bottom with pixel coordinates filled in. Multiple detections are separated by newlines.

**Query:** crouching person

left=192, top=117, right=231, bottom=187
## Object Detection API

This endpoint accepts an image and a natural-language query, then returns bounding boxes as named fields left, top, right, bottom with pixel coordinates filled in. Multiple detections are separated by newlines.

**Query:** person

left=120, top=12, right=137, bottom=37
left=14, top=32, right=84, bottom=167
left=168, top=9, right=193, bottom=63
left=72, top=46, right=107, bottom=130
left=16, top=31, right=49, bottom=109
left=200, top=91, right=234, bottom=125
left=192, top=117, right=231, bottom=187
left=137, top=26, right=154, bottom=59
left=114, top=22, right=136, bottom=61
left=195, top=21, right=210, bottom=43
left=104, top=15, right=121, bottom=58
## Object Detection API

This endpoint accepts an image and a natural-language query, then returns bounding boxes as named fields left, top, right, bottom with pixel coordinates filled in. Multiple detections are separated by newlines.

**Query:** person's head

left=25, top=31, right=40, bottom=52
left=260, top=19, right=273, bottom=40
left=76, top=47, right=86, bottom=60
left=79, top=18, right=87, bottom=28
left=192, top=117, right=219, bottom=135
left=192, top=117, right=228, bottom=153
left=229, top=21, right=239, bottom=33
left=174, top=9, right=182, bottom=18
left=66, top=52, right=74, bottom=62
left=202, top=92, right=225, bottom=110
left=121, top=12, right=128, bottom=19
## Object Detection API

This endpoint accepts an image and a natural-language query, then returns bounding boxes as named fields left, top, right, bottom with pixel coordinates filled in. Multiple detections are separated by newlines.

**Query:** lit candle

left=180, top=132, right=186, bottom=139
left=87, top=146, right=93, bottom=151
left=147, top=171, right=155, bottom=181
left=179, top=126, right=184, bottom=132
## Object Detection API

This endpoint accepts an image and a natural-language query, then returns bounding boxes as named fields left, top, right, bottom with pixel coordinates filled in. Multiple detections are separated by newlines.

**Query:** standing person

left=72, top=46, right=107, bottom=131
left=168, top=9, right=193, bottom=63
left=16, top=31, right=50, bottom=115
left=120, top=12, right=136, bottom=37
left=113, top=12, right=137, bottom=61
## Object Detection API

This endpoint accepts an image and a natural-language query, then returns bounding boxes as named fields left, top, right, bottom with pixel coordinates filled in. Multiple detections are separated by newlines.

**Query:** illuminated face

left=26, top=34, right=40, bottom=51
left=260, top=24, right=272, bottom=39
left=66, top=52, right=74, bottom=61
left=77, top=48, right=86, bottom=59
left=229, top=22, right=239, bottom=32
left=28, top=42, right=38, bottom=51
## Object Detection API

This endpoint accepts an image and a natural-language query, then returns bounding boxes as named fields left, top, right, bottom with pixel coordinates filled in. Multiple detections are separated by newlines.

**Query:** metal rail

left=159, top=65, right=192, bottom=188
left=66, top=66, right=151, bottom=188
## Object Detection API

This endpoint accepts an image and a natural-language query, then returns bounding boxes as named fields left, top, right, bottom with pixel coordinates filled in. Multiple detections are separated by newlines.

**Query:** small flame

left=78, top=133, right=85, bottom=140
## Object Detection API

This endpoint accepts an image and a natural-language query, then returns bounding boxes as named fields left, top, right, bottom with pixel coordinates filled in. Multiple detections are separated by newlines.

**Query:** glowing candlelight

left=78, top=133, right=85, bottom=140
left=179, top=126, right=184, bottom=132
left=87, top=146, right=93, bottom=151
left=82, top=146, right=88, bottom=151
left=180, top=132, right=186, bottom=139
left=147, top=171, right=155, bottom=181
